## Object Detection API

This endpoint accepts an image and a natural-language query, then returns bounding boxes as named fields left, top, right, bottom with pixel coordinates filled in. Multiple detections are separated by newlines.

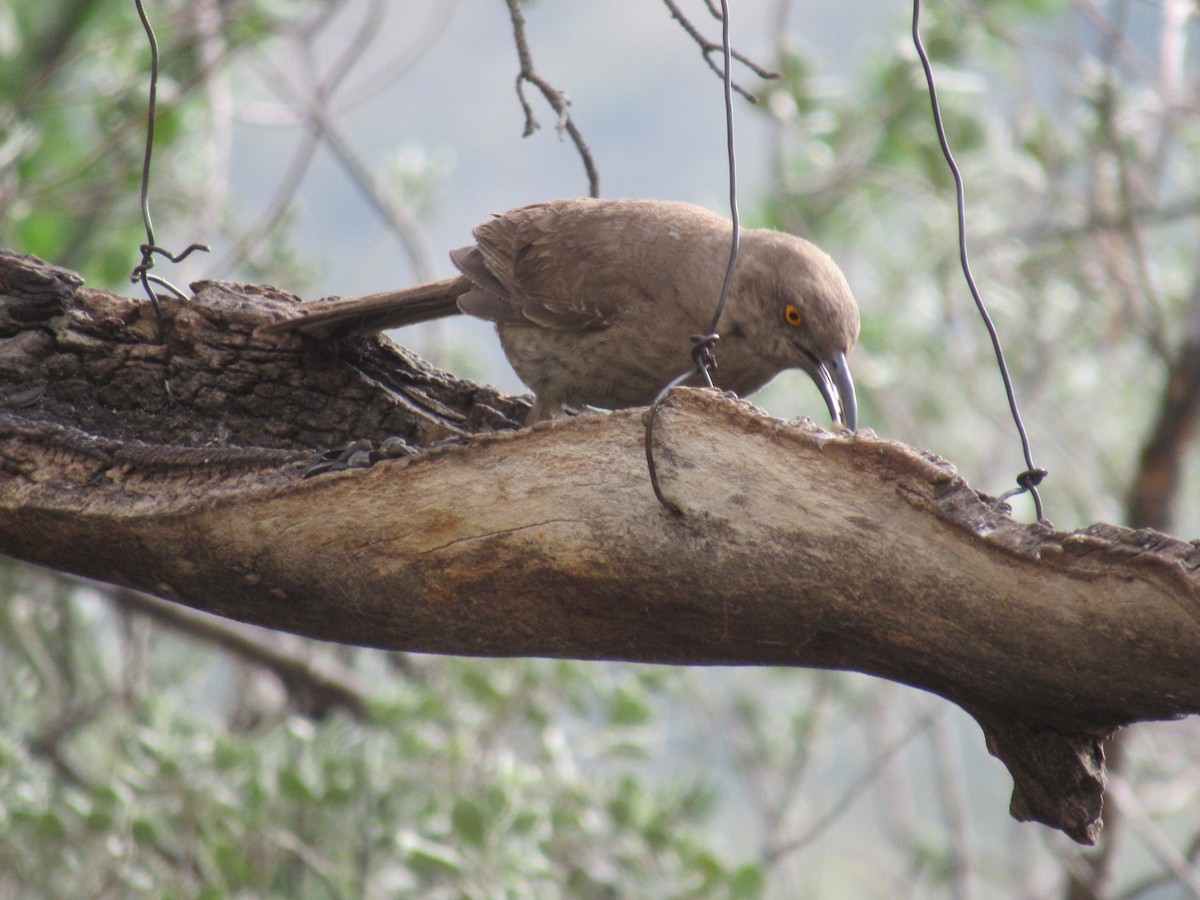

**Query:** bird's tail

left=259, top=275, right=470, bottom=341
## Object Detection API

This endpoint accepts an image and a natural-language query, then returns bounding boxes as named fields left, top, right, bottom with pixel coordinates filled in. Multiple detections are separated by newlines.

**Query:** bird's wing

left=454, top=200, right=664, bottom=333
left=449, top=246, right=527, bottom=325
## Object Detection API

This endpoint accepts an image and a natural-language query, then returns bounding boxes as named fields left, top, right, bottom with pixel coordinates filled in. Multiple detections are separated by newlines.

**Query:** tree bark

left=4, top=249, right=1200, bottom=845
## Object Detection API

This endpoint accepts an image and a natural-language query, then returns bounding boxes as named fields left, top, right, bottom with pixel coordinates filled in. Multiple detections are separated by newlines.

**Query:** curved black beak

left=803, top=350, right=857, bottom=431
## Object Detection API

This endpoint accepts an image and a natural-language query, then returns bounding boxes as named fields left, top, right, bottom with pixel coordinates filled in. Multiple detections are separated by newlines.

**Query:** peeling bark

left=4, top=249, right=1200, bottom=844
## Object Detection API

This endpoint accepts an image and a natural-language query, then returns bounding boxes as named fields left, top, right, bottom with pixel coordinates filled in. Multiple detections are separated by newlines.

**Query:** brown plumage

left=262, top=198, right=860, bottom=426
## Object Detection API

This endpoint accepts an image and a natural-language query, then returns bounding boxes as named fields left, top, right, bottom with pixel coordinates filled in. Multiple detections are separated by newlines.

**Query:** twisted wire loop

left=996, top=467, right=1049, bottom=510
left=131, top=0, right=210, bottom=336
left=911, top=0, right=1048, bottom=525
left=645, top=0, right=741, bottom=514
left=690, top=332, right=721, bottom=386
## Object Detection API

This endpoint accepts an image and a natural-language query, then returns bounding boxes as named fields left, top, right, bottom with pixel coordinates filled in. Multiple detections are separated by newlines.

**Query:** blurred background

left=2, top=0, right=1200, bottom=896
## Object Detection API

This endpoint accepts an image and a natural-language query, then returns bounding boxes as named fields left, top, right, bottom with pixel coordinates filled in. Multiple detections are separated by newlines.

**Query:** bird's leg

left=527, top=395, right=566, bottom=425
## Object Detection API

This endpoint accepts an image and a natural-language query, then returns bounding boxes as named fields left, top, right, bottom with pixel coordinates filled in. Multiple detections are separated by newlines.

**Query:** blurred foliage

left=756, top=0, right=1200, bottom=535
left=4, top=0, right=1200, bottom=898
left=0, top=0, right=313, bottom=288
left=0, top=567, right=758, bottom=898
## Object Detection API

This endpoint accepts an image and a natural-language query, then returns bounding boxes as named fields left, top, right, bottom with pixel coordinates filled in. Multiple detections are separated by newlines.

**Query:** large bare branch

left=3, top=249, right=1200, bottom=844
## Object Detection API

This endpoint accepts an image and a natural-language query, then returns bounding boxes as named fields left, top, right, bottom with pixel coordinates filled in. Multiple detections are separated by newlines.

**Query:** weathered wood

left=4, top=248, right=1200, bottom=844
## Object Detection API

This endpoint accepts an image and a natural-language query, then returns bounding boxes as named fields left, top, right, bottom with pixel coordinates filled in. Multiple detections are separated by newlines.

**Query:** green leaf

left=213, top=838, right=253, bottom=887
left=278, top=767, right=315, bottom=803
left=403, top=836, right=462, bottom=880
left=451, top=797, right=487, bottom=848
left=510, top=810, right=538, bottom=836
left=36, top=810, right=66, bottom=841
left=131, top=817, right=157, bottom=846
left=90, top=784, right=125, bottom=809
left=728, top=863, right=766, bottom=898
left=607, top=687, right=651, bottom=726
left=457, top=666, right=504, bottom=705
left=85, top=808, right=115, bottom=833
left=212, top=737, right=242, bottom=772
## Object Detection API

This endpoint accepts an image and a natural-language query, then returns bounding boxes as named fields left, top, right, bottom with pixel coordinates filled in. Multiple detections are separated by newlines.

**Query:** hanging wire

left=130, top=0, right=210, bottom=336
left=645, top=0, right=741, bottom=515
left=911, top=0, right=1048, bottom=523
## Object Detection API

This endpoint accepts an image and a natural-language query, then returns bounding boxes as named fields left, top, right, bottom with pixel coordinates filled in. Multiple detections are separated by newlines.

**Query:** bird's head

left=731, top=230, right=860, bottom=431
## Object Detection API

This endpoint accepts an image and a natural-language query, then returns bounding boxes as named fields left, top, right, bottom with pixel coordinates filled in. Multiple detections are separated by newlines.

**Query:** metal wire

left=130, top=0, right=209, bottom=335
left=911, top=0, right=1048, bottom=524
left=645, top=0, right=741, bottom=514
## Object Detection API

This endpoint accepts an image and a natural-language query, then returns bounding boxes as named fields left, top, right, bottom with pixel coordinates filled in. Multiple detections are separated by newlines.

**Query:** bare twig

left=1147, top=0, right=1192, bottom=199
left=758, top=678, right=833, bottom=858
left=1091, top=1, right=1169, bottom=357
left=313, top=0, right=387, bottom=99
left=1119, top=831, right=1200, bottom=899
left=929, top=715, right=974, bottom=900
left=1073, top=0, right=1157, bottom=85
left=660, top=0, right=779, bottom=102
left=254, top=59, right=438, bottom=279
left=111, top=589, right=372, bottom=719
left=1125, top=267, right=1200, bottom=546
left=268, top=828, right=341, bottom=892
left=25, top=706, right=99, bottom=791
left=219, top=1, right=381, bottom=275
left=218, top=130, right=321, bottom=275
left=335, top=0, right=459, bottom=112
left=1064, top=735, right=1125, bottom=900
left=1106, top=776, right=1200, bottom=895
left=503, top=0, right=600, bottom=197
left=999, top=194, right=1200, bottom=245
left=764, top=711, right=941, bottom=864
left=763, top=0, right=814, bottom=240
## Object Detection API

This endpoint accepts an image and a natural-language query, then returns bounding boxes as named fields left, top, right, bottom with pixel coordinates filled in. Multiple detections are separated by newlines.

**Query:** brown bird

left=264, top=198, right=859, bottom=427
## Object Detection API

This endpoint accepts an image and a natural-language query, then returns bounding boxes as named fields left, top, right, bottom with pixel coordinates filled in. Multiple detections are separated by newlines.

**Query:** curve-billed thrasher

left=265, top=198, right=859, bottom=427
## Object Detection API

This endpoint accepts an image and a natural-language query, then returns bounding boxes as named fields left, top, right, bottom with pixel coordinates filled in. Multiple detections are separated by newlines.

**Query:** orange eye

left=784, top=304, right=803, bottom=327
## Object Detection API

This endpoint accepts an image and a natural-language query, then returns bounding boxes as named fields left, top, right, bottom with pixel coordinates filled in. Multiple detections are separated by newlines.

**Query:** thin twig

left=218, top=130, right=320, bottom=274
left=25, top=707, right=99, bottom=791
left=1074, top=0, right=1157, bottom=84
left=219, top=0, right=381, bottom=275
left=660, top=0, right=780, bottom=102
left=335, top=0, right=458, bottom=112
left=998, top=194, right=1200, bottom=245
left=111, top=589, right=372, bottom=719
left=254, top=59, right=438, bottom=280
left=757, top=676, right=834, bottom=861
left=1119, top=829, right=1200, bottom=899
left=929, top=715, right=974, bottom=900
left=503, top=0, right=600, bottom=198
left=765, top=711, right=941, bottom=863
left=1106, top=775, right=1200, bottom=895
left=1147, top=0, right=1191, bottom=199
left=1093, top=1, right=1170, bottom=358
left=316, top=0, right=387, bottom=99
